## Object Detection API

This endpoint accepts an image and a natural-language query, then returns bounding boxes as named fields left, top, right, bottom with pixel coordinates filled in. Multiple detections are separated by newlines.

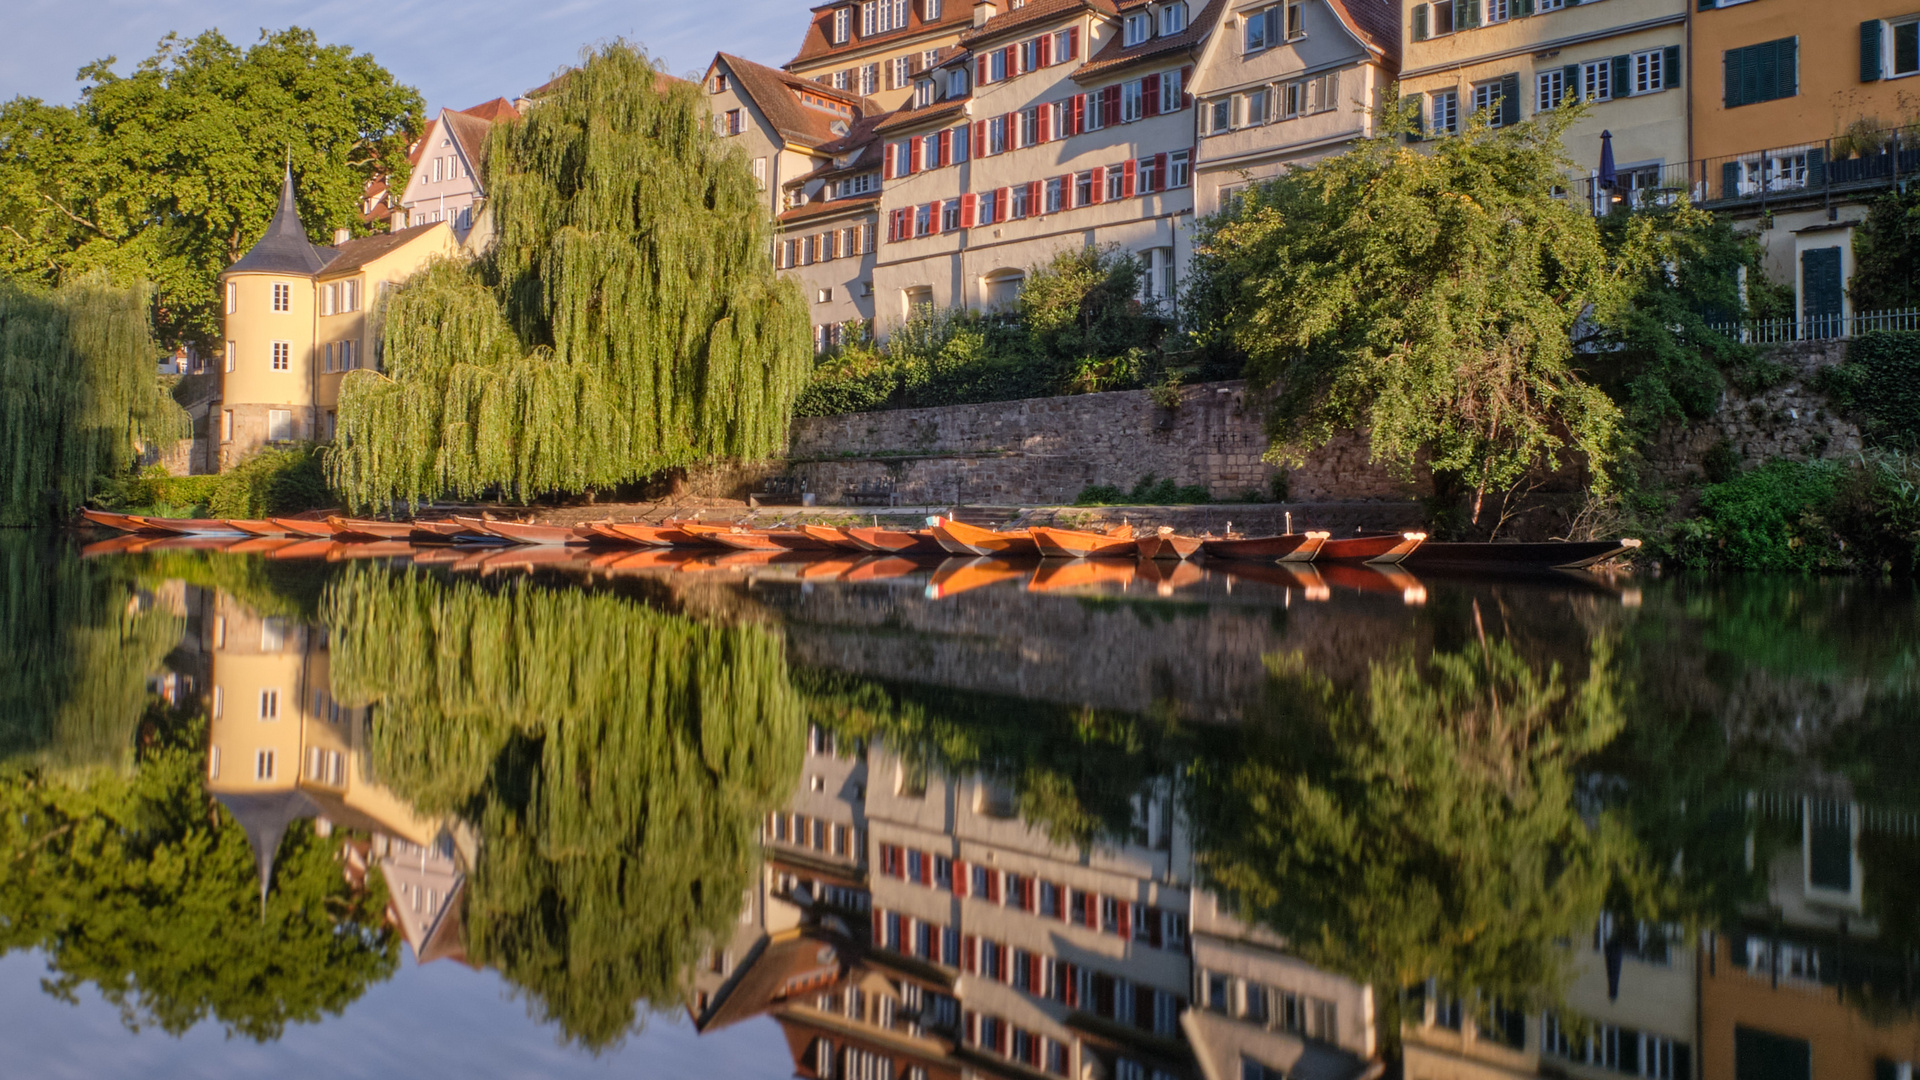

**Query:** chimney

left=973, top=0, right=997, bottom=26
left=333, top=227, right=351, bottom=245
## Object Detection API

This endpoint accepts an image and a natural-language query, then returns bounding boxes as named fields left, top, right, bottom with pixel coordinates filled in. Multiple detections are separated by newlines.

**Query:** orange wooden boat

left=926, top=557, right=1031, bottom=598
left=327, top=540, right=417, bottom=560
left=1027, top=557, right=1136, bottom=593
left=844, top=526, right=946, bottom=555
left=327, top=516, right=416, bottom=540
left=682, top=524, right=837, bottom=552
left=929, top=519, right=1040, bottom=557
left=270, top=517, right=339, bottom=538
left=1201, top=531, right=1329, bottom=561
left=79, top=509, right=164, bottom=533
left=467, top=518, right=589, bottom=546
left=1134, top=528, right=1203, bottom=561
left=799, top=524, right=867, bottom=551
left=1029, top=524, right=1136, bottom=559
left=605, top=522, right=713, bottom=548
left=129, top=516, right=248, bottom=536
left=477, top=545, right=590, bottom=570
left=1318, top=532, right=1427, bottom=564
left=410, top=519, right=483, bottom=539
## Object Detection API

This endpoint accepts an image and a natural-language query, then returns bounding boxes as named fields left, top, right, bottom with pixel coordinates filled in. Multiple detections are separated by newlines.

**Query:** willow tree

left=323, top=564, right=803, bottom=1048
left=0, top=276, right=186, bottom=525
left=332, top=44, right=811, bottom=510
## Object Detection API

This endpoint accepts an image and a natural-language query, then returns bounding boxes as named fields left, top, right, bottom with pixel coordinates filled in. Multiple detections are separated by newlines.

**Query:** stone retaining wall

left=1645, top=339, right=1864, bottom=483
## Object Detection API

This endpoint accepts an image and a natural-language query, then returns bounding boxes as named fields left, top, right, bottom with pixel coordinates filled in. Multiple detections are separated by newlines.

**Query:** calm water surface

left=1, top=535, right=1914, bottom=1079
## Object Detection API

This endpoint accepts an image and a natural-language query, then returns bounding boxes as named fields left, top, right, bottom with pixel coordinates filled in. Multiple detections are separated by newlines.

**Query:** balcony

left=1569, top=124, right=1920, bottom=216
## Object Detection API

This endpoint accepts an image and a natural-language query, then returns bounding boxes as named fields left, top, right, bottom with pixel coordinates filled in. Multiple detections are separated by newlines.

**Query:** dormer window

left=833, top=7, right=850, bottom=43
left=1159, top=2, right=1187, bottom=35
left=924, top=0, right=943, bottom=19
left=948, top=68, right=968, bottom=97
left=914, top=80, right=935, bottom=107
left=1124, top=12, right=1152, bottom=46
left=862, top=0, right=908, bottom=36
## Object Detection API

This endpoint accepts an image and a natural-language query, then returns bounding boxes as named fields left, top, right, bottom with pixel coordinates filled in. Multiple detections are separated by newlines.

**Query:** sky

left=0, top=0, right=811, bottom=113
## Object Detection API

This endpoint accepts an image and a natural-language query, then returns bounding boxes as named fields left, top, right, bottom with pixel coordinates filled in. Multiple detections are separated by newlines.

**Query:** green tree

left=1185, top=102, right=1627, bottom=519
left=1849, top=186, right=1920, bottom=312
left=0, top=28, right=423, bottom=349
left=330, top=43, right=810, bottom=511
left=0, top=275, right=186, bottom=526
left=323, top=564, right=804, bottom=1049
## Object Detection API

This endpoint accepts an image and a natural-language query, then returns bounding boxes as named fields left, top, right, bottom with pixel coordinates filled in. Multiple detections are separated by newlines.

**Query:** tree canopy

left=0, top=275, right=186, bottom=526
left=330, top=43, right=811, bottom=511
left=1185, top=103, right=1629, bottom=515
left=0, top=28, right=422, bottom=349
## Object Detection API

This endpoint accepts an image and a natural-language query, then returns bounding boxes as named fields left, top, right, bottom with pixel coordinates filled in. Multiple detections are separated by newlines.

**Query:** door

left=1801, top=246, right=1843, bottom=338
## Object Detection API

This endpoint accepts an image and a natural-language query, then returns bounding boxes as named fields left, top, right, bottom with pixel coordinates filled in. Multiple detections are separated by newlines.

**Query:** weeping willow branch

left=330, top=43, right=811, bottom=510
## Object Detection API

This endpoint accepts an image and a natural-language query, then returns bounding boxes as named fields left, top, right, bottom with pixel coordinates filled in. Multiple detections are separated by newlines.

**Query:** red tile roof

left=779, top=192, right=882, bottom=224
left=871, top=98, right=968, bottom=134
left=1074, top=0, right=1224, bottom=80
left=789, top=1, right=976, bottom=67
left=1328, top=0, right=1400, bottom=65
left=961, top=0, right=1116, bottom=46
left=321, top=223, right=443, bottom=276
left=718, top=53, right=879, bottom=150
left=458, top=97, right=522, bottom=123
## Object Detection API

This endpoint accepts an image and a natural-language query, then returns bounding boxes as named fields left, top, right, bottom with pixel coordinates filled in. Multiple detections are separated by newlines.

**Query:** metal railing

left=1705, top=307, right=1920, bottom=343
left=1567, top=123, right=1920, bottom=216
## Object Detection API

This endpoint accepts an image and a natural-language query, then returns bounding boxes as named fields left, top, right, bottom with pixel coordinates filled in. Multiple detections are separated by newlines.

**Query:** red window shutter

left=1071, top=94, right=1085, bottom=134
left=1037, top=105, right=1051, bottom=143
left=929, top=201, right=942, bottom=235
left=1104, top=84, right=1121, bottom=122
left=1005, top=46, right=1016, bottom=76
left=1118, top=900, right=1132, bottom=939
left=921, top=852, right=933, bottom=885
left=1180, top=65, right=1194, bottom=107
left=977, top=54, right=989, bottom=84
left=962, top=935, right=978, bottom=972
left=909, top=139, right=922, bottom=174
left=1085, top=892, right=1100, bottom=926
left=1063, top=963, right=1078, bottom=1006
left=999, top=943, right=1012, bottom=982
left=1143, top=74, right=1161, bottom=117
left=1153, top=152, right=1168, bottom=193
left=939, top=129, right=952, bottom=165
left=1038, top=33, right=1052, bottom=67
left=1122, top=158, right=1137, bottom=198
left=961, top=192, right=977, bottom=227
left=1090, top=166, right=1105, bottom=203
left=1029, top=952, right=1043, bottom=989
left=873, top=908, right=884, bottom=940
left=996, top=187, right=1008, bottom=220
left=953, top=859, right=968, bottom=896
left=1027, top=179, right=1042, bottom=213
left=1068, top=27, right=1080, bottom=59
left=883, top=143, right=896, bottom=179
left=972, top=120, right=987, bottom=155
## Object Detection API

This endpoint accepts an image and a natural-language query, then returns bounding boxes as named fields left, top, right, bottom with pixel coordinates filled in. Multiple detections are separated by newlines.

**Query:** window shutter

left=1181, top=65, right=1194, bottom=107
left=1265, top=7, right=1282, bottom=45
left=884, top=143, right=897, bottom=179
left=1460, top=0, right=1480, bottom=28
left=1072, top=94, right=1086, bottom=133
left=873, top=909, right=884, bottom=941
left=1028, top=179, right=1042, bottom=211
left=978, top=54, right=989, bottom=83
left=929, top=202, right=941, bottom=234
left=996, top=187, right=1009, bottom=219
left=1779, top=37, right=1797, bottom=97
left=1068, top=27, right=1080, bottom=59
left=939, top=129, right=953, bottom=164
left=886, top=212, right=897, bottom=243
left=1862, top=21, right=1885, bottom=81
left=953, top=860, right=968, bottom=895
left=1039, top=33, right=1052, bottom=67
left=1500, top=72, right=1521, bottom=124
left=1405, top=92, right=1425, bottom=141
left=1664, top=45, right=1682, bottom=88
left=1122, top=158, right=1137, bottom=197
left=1697, top=0, right=1713, bottom=9
left=1004, top=46, right=1017, bottom=76
left=1038, top=105, right=1052, bottom=142
left=1413, top=4, right=1428, bottom=41
left=1610, top=55, right=1631, bottom=97
left=1118, top=901, right=1132, bottom=939
left=1723, top=49, right=1742, bottom=108
left=1563, top=63, right=1582, bottom=100
left=961, top=192, right=978, bottom=226
left=1091, top=166, right=1106, bottom=202
left=962, top=935, right=978, bottom=972
left=1720, top=160, right=1740, bottom=199
left=1515, top=0, right=1532, bottom=14
left=1807, top=145, right=1825, bottom=186
left=1104, top=84, right=1121, bottom=120
left=909, top=138, right=923, bottom=173
left=1143, top=74, right=1161, bottom=116
left=1153, top=152, right=1168, bottom=192
left=973, top=119, right=987, bottom=154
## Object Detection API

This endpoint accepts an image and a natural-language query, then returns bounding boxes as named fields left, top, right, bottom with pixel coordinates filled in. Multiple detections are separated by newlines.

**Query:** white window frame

left=1160, top=68, right=1184, bottom=113
left=1124, top=12, right=1151, bottom=46
left=260, top=688, right=279, bottom=719
left=267, top=408, right=293, bottom=442
left=1245, top=87, right=1270, bottom=125
left=833, top=6, right=851, bottom=42
left=271, top=282, right=290, bottom=312
left=225, top=281, right=236, bottom=314
left=1121, top=80, right=1145, bottom=122
left=862, top=64, right=880, bottom=95
left=1582, top=59, right=1613, bottom=102
left=925, top=0, right=942, bottom=20
left=1168, top=149, right=1190, bottom=188
left=892, top=56, right=911, bottom=89
left=1430, top=89, right=1460, bottom=135
left=948, top=68, right=967, bottom=97
left=1485, top=0, right=1510, bottom=23
left=1536, top=69, right=1566, bottom=111
left=1207, top=97, right=1230, bottom=133
left=1632, top=49, right=1666, bottom=94
left=271, top=341, right=290, bottom=371
left=255, top=749, right=275, bottom=780
left=1159, top=2, right=1186, bottom=36
left=1888, top=17, right=1920, bottom=78
left=1472, top=80, right=1506, bottom=127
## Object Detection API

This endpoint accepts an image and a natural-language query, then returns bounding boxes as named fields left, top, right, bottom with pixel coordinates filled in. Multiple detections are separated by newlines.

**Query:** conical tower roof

left=227, top=167, right=328, bottom=276
left=215, top=789, right=321, bottom=916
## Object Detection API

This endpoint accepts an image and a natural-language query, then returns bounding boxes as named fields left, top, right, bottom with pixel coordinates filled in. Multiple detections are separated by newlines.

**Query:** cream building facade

left=215, top=171, right=458, bottom=467
left=389, top=98, right=520, bottom=246
left=787, top=0, right=978, bottom=110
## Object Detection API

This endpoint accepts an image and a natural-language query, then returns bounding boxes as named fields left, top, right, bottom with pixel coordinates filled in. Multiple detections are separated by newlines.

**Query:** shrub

left=1817, top=331, right=1920, bottom=449
left=97, top=444, right=332, bottom=519
left=1073, top=474, right=1212, bottom=506
left=1667, top=459, right=1845, bottom=572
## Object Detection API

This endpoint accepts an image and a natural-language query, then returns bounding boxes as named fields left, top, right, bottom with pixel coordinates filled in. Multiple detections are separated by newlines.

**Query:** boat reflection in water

left=3, top=534, right=1917, bottom=1078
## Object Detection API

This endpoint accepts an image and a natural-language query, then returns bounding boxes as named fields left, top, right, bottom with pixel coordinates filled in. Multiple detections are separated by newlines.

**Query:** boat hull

left=1134, top=533, right=1204, bottom=560
left=1200, top=532, right=1327, bottom=561
left=466, top=518, right=588, bottom=546
left=327, top=517, right=418, bottom=540
left=1399, top=539, right=1641, bottom=572
left=844, top=527, right=946, bottom=555
left=607, top=522, right=712, bottom=548
left=1029, top=526, right=1136, bottom=559
left=929, top=519, right=1040, bottom=557
left=799, top=524, right=866, bottom=551
left=270, top=517, right=339, bottom=538
left=131, top=516, right=247, bottom=537
left=1318, top=533, right=1426, bottom=564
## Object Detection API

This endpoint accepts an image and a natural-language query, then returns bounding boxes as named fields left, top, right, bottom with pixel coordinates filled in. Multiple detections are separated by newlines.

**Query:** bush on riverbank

left=1666, top=452, right=1920, bottom=574
left=98, top=445, right=331, bottom=519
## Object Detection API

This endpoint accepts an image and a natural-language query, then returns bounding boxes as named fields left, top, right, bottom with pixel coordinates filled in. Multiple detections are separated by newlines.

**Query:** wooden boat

left=79, top=509, right=164, bottom=533
left=799, top=524, right=867, bottom=551
left=220, top=519, right=288, bottom=537
left=929, top=518, right=1040, bottom=557
left=1200, top=531, right=1329, bottom=561
left=1134, top=528, right=1203, bottom=561
left=926, top=557, right=1031, bottom=598
left=605, top=522, right=713, bottom=548
left=410, top=519, right=479, bottom=539
left=270, top=517, right=339, bottom=538
left=468, top=518, right=589, bottom=546
left=844, top=526, right=947, bottom=555
left=1317, top=532, right=1427, bottom=564
left=576, top=523, right=641, bottom=546
left=1399, top=538, right=1642, bottom=572
left=1029, top=524, right=1136, bottom=559
left=131, top=516, right=248, bottom=537
left=477, top=545, right=589, bottom=571
left=842, top=555, right=929, bottom=582
left=683, top=524, right=838, bottom=552
left=1028, top=557, right=1136, bottom=593
left=327, top=516, right=417, bottom=540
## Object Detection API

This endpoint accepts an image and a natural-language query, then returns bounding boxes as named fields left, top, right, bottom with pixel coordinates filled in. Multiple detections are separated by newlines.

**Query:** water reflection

left=1, top=532, right=1916, bottom=1078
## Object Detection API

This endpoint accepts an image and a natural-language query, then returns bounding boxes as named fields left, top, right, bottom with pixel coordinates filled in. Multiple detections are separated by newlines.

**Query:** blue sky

left=1, top=0, right=810, bottom=113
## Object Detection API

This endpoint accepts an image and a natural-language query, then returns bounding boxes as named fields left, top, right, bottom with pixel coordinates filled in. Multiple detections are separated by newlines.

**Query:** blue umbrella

left=1598, top=129, right=1618, bottom=190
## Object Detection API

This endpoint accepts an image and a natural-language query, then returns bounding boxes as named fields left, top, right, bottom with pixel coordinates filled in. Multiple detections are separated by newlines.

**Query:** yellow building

left=215, top=170, right=459, bottom=468
left=1398, top=0, right=1688, bottom=210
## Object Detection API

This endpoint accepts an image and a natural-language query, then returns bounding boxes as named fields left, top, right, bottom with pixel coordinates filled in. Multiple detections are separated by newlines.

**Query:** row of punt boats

left=77, top=510, right=1640, bottom=571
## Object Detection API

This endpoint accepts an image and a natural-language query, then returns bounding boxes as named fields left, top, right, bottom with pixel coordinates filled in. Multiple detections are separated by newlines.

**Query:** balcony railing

left=1567, top=123, right=1919, bottom=216
left=1704, top=307, right=1920, bottom=343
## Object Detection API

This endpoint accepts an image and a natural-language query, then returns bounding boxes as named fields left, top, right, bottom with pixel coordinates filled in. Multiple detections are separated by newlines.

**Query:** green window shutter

left=1664, top=45, right=1682, bottom=88
left=1779, top=36, right=1798, bottom=97
left=1612, top=54, right=1632, bottom=96
left=1745, top=42, right=1766, bottom=103
left=1862, top=20, right=1884, bottom=81
left=1500, top=72, right=1521, bottom=125
left=1697, top=0, right=1714, bottom=9
left=1806, top=145, right=1825, bottom=186
left=1721, top=160, right=1740, bottom=199
left=1461, top=0, right=1480, bottom=28
left=1723, top=49, right=1741, bottom=107
left=1563, top=63, right=1582, bottom=101
left=1413, top=4, right=1429, bottom=40
left=1516, top=0, right=1533, bottom=15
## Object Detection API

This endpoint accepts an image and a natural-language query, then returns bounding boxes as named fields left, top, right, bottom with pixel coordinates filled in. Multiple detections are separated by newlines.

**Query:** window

left=1085, top=89, right=1107, bottom=130
left=221, top=409, right=233, bottom=442
left=1075, top=171, right=1095, bottom=205
left=1160, top=68, right=1184, bottom=113
left=1536, top=0, right=1564, bottom=8
left=915, top=203, right=933, bottom=235
left=833, top=7, right=850, bottom=42
left=922, top=132, right=940, bottom=167
left=977, top=189, right=997, bottom=225
left=1732, top=149, right=1812, bottom=195
left=915, top=79, right=934, bottom=107
left=1245, top=87, right=1270, bottom=125
left=817, top=287, right=833, bottom=304
left=724, top=108, right=744, bottom=135
left=1883, top=18, right=1920, bottom=78
left=1485, top=0, right=1509, bottom=22
left=1286, top=0, right=1303, bottom=38
left=225, top=281, right=236, bottom=314
left=1124, top=12, right=1151, bottom=45
left=1159, top=2, right=1186, bottom=36
left=949, top=68, right=967, bottom=97
left=1010, top=184, right=1029, bottom=219
left=1244, top=7, right=1270, bottom=51
left=271, top=341, right=290, bottom=371
left=1583, top=58, right=1613, bottom=102
left=943, top=199, right=962, bottom=229
left=1142, top=247, right=1174, bottom=301
left=892, top=56, right=911, bottom=89
left=1045, top=176, right=1063, bottom=213
left=267, top=409, right=292, bottom=442
left=1121, top=80, right=1145, bottom=122
left=259, top=688, right=279, bottom=719
left=1537, top=68, right=1567, bottom=111
left=1430, top=89, right=1459, bottom=134
left=862, top=64, right=880, bottom=94
left=1018, top=39, right=1038, bottom=72
left=1168, top=149, right=1190, bottom=188
left=255, top=749, right=276, bottom=781
left=1054, top=28, right=1075, bottom=61
left=431, top=156, right=442, bottom=183
left=925, top=0, right=942, bottom=19
left=1416, top=0, right=1455, bottom=38
left=272, top=282, right=290, bottom=311
left=1207, top=97, right=1230, bottom=133
left=988, top=115, right=1008, bottom=154
left=261, top=618, right=285, bottom=652
left=340, top=340, right=355, bottom=370
left=224, top=341, right=235, bottom=372
left=861, top=0, right=908, bottom=34
left=1633, top=49, right=1668, bottom=94
left=1283, top=70, right=1337, bottom=117
left=1723, top=37, right=1797, bottom=108
left=1107, top=165, right=1126, bottom=201
left=1472, top=78, right=1511, bottom=127
left=1020, top=107, right=1040, bottom=146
